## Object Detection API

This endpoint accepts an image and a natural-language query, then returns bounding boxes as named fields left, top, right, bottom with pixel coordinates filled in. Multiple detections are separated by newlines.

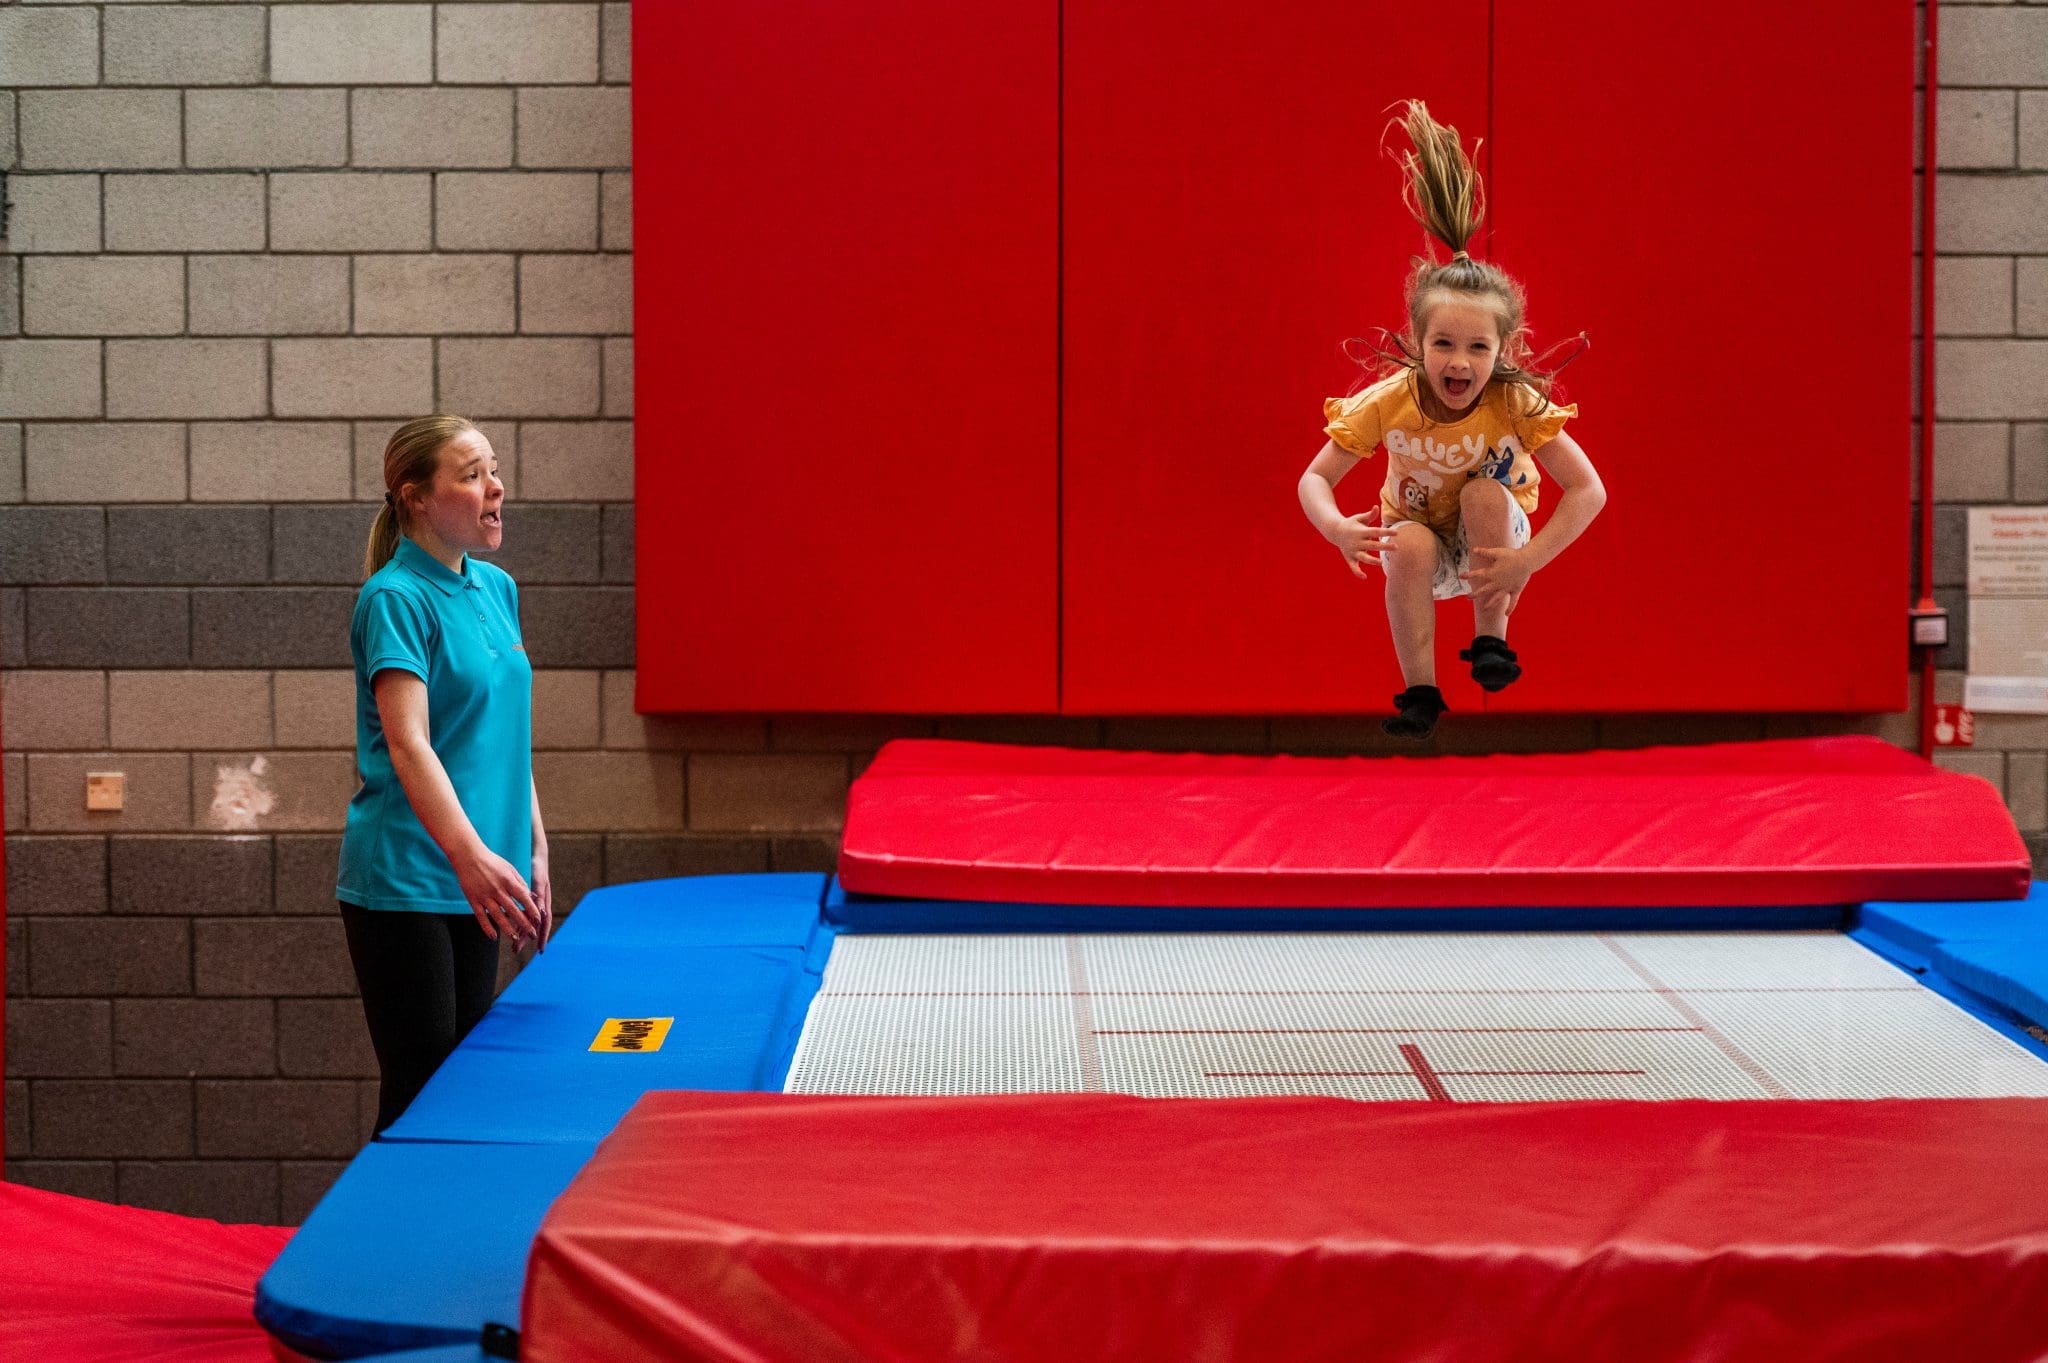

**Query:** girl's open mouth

left=1443, top=376, right=1472, bottom=399
left=482, top=511, right=502, bottom=527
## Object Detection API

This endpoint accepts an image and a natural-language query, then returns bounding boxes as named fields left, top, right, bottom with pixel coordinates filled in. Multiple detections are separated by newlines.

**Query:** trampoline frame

left=256, top=872, right=2048, bottom=1360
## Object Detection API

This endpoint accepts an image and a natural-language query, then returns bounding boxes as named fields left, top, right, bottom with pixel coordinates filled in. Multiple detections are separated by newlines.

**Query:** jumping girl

left=1297, top=101, right=1607, bottom=740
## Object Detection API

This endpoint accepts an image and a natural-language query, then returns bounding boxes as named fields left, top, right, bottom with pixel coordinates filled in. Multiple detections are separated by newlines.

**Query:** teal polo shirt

left=338, top=537, right=534, bottom=913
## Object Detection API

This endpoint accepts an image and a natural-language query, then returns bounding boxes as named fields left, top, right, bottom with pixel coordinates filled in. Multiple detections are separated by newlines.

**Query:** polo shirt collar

left=394, top=536, right=474, bottom=595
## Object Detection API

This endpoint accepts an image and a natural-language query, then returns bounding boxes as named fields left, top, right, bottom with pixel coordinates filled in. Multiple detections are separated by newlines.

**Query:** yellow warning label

left=590, top=1017, right=674, bottom=1053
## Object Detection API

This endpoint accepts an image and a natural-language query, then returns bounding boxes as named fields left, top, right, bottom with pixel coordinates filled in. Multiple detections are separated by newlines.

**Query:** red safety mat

left=0, top=1181, right=293, bottom=1363
left=837, top=736, right=2028, bottom=907
left=524, top=1091, right=2048, bottom=1363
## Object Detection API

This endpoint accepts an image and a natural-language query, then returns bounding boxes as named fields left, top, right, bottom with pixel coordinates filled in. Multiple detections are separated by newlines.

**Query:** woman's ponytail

left=362, top=500, right=402, bottom=580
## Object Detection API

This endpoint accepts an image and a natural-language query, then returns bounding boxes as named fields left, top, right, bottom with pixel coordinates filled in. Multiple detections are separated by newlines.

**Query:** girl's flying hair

left=1347, top=100, right=1585, bottom=418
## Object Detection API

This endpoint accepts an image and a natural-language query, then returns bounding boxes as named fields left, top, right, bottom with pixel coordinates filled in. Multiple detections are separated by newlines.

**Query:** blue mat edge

left=1850, top=885, right=2048, bottom=1060
left=254, top=1142, right=598, bottom=1360
left=256, top=874, right=835, bottom=1358
left=1850, top=927, right=2048, bottom=1065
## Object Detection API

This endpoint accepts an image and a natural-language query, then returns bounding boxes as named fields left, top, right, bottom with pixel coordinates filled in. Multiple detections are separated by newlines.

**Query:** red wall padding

left=1485, top=0, right=1912, bottom=712
left=632, top=1, right=1058, bottom=711
left=1060, top=1, right=1488, bottom=712
left=837, top=736, right=2029, bottom=907
left=523, top=1091, right=2048, bottom=1363
left=633, top=2, right=1911, bottom=714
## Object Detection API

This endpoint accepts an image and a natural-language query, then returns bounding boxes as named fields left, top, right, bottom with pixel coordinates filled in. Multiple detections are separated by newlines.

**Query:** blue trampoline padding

left=381, top=941, right=826, bottom=1144
left=1848, top=931, right=2048, bottom=1066
left=558, top=872, right=829, bottom=948
left=256, top=1140, right=595, bottom=1360
left=1931, top=939, right=2048, bottom=1032
left=1856, top=882, right=2048, bottom=966
left=826, top=881, right=1846, bottom=933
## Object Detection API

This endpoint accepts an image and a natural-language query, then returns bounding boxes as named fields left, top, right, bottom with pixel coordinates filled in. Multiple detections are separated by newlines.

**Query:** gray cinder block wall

left=1, top=2, right=2042, bottom=1223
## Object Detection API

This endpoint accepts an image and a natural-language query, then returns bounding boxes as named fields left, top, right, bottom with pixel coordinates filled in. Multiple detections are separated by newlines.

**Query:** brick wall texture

left=0, top=2, right=2041, bottom=1224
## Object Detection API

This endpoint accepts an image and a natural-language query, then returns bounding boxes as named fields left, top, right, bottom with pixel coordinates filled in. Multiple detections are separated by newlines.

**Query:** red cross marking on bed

left=1207, top=1042, right=1651, bottom=1102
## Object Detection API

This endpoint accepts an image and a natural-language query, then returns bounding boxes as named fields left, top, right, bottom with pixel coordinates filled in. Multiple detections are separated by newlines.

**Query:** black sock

left=1382, top=685, right=1447, bottom=741
left=1461, top=635, right=1522, bottom=693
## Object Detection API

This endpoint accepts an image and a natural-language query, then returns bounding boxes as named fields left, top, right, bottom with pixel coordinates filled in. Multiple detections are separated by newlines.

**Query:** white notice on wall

left=1966, top=507, right=2048, bottom=713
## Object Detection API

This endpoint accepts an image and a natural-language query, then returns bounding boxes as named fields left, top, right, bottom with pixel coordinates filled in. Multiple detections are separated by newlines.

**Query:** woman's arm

left=373, top=669, right=543, bottom=944
left=529, top=777, right=552, bottom=948
left=1299, top=440, right=1393, bottom=577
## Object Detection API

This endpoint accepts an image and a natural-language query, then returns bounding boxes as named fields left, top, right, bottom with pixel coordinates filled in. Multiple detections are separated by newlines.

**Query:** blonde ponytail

left=1390, top=99, right=1484, bottom=260
left=362, top=501, right=402, bottom=580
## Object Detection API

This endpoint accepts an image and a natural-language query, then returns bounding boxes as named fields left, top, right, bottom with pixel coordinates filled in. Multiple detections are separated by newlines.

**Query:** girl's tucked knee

left=1459, top=479, right=1513, bottom=511
left=1385, top=523, right=1438, bottom=571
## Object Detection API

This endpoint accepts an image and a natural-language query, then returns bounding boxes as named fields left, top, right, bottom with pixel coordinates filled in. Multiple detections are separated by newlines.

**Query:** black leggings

left=340, top=902, right=500, bottom=1136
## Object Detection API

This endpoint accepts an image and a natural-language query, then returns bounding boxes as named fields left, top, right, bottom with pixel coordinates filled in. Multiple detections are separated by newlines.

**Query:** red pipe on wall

left=1918, top=0, right=1940, bottom=759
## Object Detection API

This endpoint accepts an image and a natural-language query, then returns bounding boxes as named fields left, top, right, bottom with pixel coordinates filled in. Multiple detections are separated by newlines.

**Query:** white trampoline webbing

left=783, top=931, right=2048, bottom=1103
left=1064, top=936, right=1105, bottom=1092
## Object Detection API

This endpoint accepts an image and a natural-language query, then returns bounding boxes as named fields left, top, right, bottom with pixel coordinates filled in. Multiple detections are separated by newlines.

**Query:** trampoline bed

left=786, top=929, right=2048, bottom=1102
left=256, top=737, right=2048, bottom=1363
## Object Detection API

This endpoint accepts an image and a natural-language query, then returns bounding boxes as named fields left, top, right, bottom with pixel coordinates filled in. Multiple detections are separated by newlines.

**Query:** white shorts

left=1427, top=496, right=1532, bottom=601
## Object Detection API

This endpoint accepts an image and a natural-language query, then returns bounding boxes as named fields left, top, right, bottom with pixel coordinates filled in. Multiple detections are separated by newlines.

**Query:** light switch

left=86, top=772, right=125, bottom=811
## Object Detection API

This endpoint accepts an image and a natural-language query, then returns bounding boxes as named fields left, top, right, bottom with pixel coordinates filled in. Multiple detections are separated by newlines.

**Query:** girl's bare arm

left=1520, top=431, right=1607, bottom=573
left=1299, top=440, right=1397, bottom=577
left=1297, top=439, right=1363, bottom=540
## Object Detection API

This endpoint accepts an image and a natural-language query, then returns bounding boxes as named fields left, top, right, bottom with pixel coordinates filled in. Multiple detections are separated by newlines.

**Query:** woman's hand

left=376, top=670, right=546, bottom=946
left=1331, top=508, right=1397, bottom=579
left=530, top=843, right=554, bottom=951
left=1462, top=545, right=1533, bottom=602
left=454, top=845, right=544, bottom=946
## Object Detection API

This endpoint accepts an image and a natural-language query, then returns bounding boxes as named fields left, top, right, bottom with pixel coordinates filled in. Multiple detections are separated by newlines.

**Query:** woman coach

left=337, top=415, right=551, bottom=1135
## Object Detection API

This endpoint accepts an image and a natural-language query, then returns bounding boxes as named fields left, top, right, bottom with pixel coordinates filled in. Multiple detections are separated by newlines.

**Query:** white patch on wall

left=209, top=755, right=277, bottom=830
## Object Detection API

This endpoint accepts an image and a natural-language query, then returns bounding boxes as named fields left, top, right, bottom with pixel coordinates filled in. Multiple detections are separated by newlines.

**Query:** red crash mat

left=524, top=1091, right=2048, bottom=1363
left=0, top=1181, right=293, bottom=1363
left=837, top=736, right=2028, bottom=907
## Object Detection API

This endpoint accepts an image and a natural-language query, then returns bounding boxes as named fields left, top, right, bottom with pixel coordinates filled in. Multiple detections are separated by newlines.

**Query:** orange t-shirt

left=1322, top=371, right=1575, bottom=533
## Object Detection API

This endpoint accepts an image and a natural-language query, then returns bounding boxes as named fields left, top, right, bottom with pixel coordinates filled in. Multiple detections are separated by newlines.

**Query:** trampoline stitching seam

left=1595, top=937, right=1794, bottom=1099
